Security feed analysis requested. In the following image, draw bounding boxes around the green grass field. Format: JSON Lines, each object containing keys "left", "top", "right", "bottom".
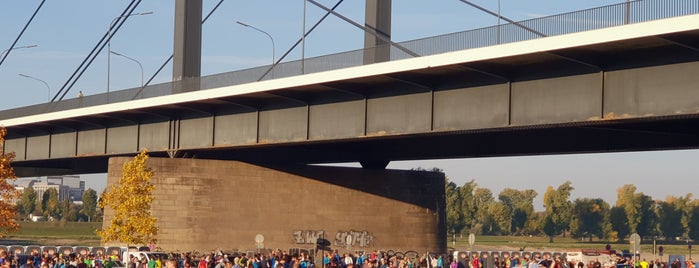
{"left": 1, "top": 223, "right": 695, "bottom": 258}
{"left": 448, "top": 234, "right": 694, "bottom": 257}
{"left": 0, "top": 221, "right": 101, "bottom": 246}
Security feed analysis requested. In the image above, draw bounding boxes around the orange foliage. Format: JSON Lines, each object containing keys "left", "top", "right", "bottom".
{"left": 0, "top": 127, "right": 20, "bottom": 238}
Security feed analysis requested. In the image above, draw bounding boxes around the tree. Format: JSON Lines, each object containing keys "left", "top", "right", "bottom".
{"left": 97, "top": 150, "right": 158, "bottom": 253}
{"left": 473, "top": 188, "right": 495, "bottom": 234}
{"left": 64, "top": 202, "right": 81, "bottom": 222}
{"left": 19, "top": 186, "right": 37, "bottom": 218}
{"left": 459, "top": 180, "right": 478, "bottom": 234}
{"left": 42, "top": 188, "right": 60, "bottom": 219}
{"left": 616, "top": 185, "right": 641, "bottom": 233}
{"left": 541, "top": 215, "right": 557, "bottom": 242}
{"left": 81, "top": 188, "right": 98, "bottom": 222}
{"left": 609, "top": 206, "right": 629, "bottom": 242}
{"left": 689, "top": 205, "right": 699, "bottom": 241}
{"left": 658, "top": 198, "right": 684, "bottom": 241}
{"left": 571, "top": 198, "right": 610, "bottom": 242}
{"left": 0, "top": 127, "right": 21, "bottom": 238}
{"left": 542, "top": 181, "right": 574, "bottom": 241}
{"left": 499, "top": 188, "right": 537, "bottom": 235}
{"left": 445, "top": 180, "right": 465, "bottom": 236}
{"left": 635, "top": 194, "right": 658, "bottom": 238}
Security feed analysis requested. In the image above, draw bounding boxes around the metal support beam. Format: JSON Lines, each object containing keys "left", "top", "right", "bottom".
{"left": 364, "top": 0, "right": 391, "bottom": 64}
{"left": 173, "top": 0, "right": 202, "bottom": 87}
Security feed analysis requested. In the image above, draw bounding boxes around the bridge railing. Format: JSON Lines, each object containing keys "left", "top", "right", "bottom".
{"left": 1, "top": 0, "right": 697, "bottom": 121}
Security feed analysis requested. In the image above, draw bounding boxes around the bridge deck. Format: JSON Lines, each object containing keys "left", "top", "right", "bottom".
{"left": 2, "top": 11, "right": 699, "bottom": 176}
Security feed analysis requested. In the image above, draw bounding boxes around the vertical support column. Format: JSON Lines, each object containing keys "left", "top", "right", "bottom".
{"left": 363, "top": 0, "right": 391, "bottom": 64}
{"left": 104, "top": 157, "right": 446, "bottom": 254}
{"left": 173, "top": 0, "right": 202, "bottom": 92}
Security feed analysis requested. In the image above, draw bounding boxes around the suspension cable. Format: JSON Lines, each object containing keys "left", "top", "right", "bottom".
{"left": 0, "top": 0, "right": 46, "bottom": 68}
{"left": 53, "top": 0, "right": 142, "bottom": 101}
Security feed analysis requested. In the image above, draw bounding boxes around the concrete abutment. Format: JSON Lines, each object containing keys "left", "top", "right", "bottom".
{"left": 103, "top": 157, "right": 446, "bottom": 254}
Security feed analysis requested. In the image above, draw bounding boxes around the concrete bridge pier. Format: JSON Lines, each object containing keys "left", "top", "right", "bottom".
{"left": 104, "top": 157, "right": 446, "bottom": 254}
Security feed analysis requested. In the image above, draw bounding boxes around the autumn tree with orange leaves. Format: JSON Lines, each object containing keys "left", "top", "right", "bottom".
{"left": 0, "top": 127, "right": 21, "bottom": 238}
{"left": 97, "top": 150, "right": 158, "bottom": 252}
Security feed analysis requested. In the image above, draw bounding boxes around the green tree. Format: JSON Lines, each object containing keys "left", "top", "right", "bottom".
{"left": 19, "top": 186, "right": 37, "bottom": 218}
{"left": 59, "top": 199, "right": 70, "bottom": 220}
{"left": 610, "top": 206, "right": 629, "bottom": 242}
{"left": 98, "top": 150, "right": 158, "bottom": 258}
{"left": 542, "top": 181, "right": 574, "bottom": 241}
{"left": 473, "top": 188, "right": 495, "bottom": 234}
{"left": 81, "top": 188, "right": 98, "bottom": 222}
{"left": 689, "top": 205, "right": 699, "bottom": 241}
{"left": 635, "top": 194, "right": 658, "bottom": 238}
{"left": 499, "top": 188, "right": 537, "bottom": 235}
{"left": 616, "top": 185, "right": 641, "bottom": 233}
{"left": 64, "top": 202, "right": 81, "bottom": 222}
{"left": 571, "top": 198, "right": 610, "bottom": 242}
{"left": 541, "top": 215, "right": 557, "bottom": 242}
{"left": 445, "top": 180, "right": 465, "bottom": 236}
{"left": 459, "top": 180, "right": 478, "bottom": 234}
{"left": 0, "top": 127, "right": 21, "bottom": 238}
{"left": 658, "top": 198, "right": 684, "bottom": 241}
{"left": 42, "top": 188, "right": 60, "bottom": 219}
{"left": 488, "top": 201, "right": 511, "bottom": 235}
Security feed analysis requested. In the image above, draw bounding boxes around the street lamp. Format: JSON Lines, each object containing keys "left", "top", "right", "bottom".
{"left": 19, "top": 73, "right": 50, "bottom": 102}
{"left": 110, "top": 50, "right": 144, "bottom": 88}
{"left": 1, "top": 44, "right": 38, "bottom": 58}
{"left": 236, "top": 21, "right": 276, "bottom": 67}
{"left": 107, "top": 11, "right": 153, "bottom": 94}
{"left": 0, "top": 44, "right": 38, "bottom": 64}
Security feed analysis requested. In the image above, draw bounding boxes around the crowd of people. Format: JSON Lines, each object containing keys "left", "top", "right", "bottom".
{"left": 0, "top": 249, "right": 695, "bottom": 268}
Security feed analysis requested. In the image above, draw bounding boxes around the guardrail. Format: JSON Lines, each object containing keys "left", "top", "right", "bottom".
{"left": 1, "top": 0, "right": 697, "bottom": 120}
{"left": 0, "top": 245, "right": 125, "bottom": 257}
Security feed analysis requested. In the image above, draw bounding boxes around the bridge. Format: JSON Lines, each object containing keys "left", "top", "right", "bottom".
{"left": 1, "top": 0, "right": 699, "bottom": 254}
{"left": 2, "top": 1, "right": 699, "bottom": 175}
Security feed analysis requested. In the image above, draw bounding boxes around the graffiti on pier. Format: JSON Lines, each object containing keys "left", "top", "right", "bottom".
{"left": 292, "top": 230, "right": 374, "bottom": 248}
{"left": 292, "top": 230, "right": 325, "bottom": 244}
{"left": 334, "top": 230, "right": 374, "bottom": 248}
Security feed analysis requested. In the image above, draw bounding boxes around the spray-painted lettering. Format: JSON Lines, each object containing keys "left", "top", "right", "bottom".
{"left": 334, "top": 230, "right": 374, "bottom": 248}
{"left": 292, "top": 230, "right": 325, "bottom": 244}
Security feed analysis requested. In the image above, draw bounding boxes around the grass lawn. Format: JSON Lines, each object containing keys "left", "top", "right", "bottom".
{"left": 1, "top": 224, "right": 695, "bottom": 258}
{"left": 450, "top": 235, "right": 694, "bottom": 257}
{"left": 0, "top": 221, "right": 101, "bottom": 246}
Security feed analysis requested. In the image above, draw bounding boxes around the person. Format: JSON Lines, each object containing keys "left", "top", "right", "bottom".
{"left": 199, "top": 255, "right": 211, "bottom": 268}
{"left": 640, "top": 259, "right": 648, "bottom": 268}
{"left": 148, "top": 258, "right": 157, "bottom": 268}
{"left": 470, "top": 255, "right": 480, "bottom": 268}
{"left": 670, "top": 259, "right": 680, "bottom": 268}
{"left": 166, "top": 259, "right": 178, "bottom": 268}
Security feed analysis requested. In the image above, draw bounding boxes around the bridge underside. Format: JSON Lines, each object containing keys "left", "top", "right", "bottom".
{"left": 4, "top": 27, "right": 699, "bottom": 176}
{"left": 9, "top": 114, "right": 699, "bottom": 176}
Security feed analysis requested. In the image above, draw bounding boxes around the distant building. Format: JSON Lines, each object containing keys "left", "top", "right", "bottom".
{"left": 14, "top": 175, "right": 84, "bottom": 202}
{"left": 47, "top": 175, "right": 84, "bottom": 201}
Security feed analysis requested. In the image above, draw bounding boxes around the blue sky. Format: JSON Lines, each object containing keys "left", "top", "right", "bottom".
{"left": 2, "top": 0, "right": 697, "bottom": 210}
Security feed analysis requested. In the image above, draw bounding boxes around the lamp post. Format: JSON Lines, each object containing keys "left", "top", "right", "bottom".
{"left": 1, "top": 44, "right": 38, "bottom": 57}
{"left": 19, "top": 73, "right": 50, "bottom": 102}
{"left": 107, "top": 12, "right": 153, "bottom": 94}
{"left": 0, "top": 44, "right": 38, "bottom": 62}
{"left": 236, "top": 21, "right": 275, "bottom": 68}
{"left": 110, "top": 50, "right": 144, "bottom": 88}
